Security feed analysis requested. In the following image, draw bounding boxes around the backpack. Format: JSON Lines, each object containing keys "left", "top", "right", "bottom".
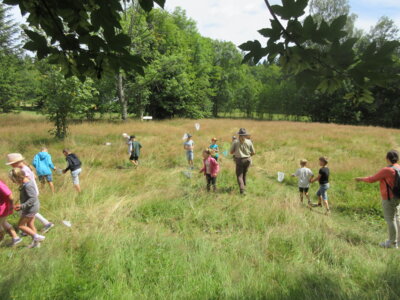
{"left": 385, "top": 166, "right": 400, "bottom": 203}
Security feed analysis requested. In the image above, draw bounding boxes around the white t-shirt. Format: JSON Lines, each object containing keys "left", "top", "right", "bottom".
{"left": 22, "top": 165, "right": 39, "bottom": 195}
{"left": 294, "top": 167, "right": 314, "bottom": 188}
{"left": 184, "top": 140, "right": 194, "bottom": 152}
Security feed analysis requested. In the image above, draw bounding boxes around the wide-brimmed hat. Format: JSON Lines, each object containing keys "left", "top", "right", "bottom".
{"left": 237, "top": 128, "right": 249, "bottom": 136}
{"left": 5, "top": 153, "right": 25, "bottom": 165}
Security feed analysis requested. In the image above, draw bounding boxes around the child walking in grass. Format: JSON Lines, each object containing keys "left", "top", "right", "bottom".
{"left": 209, "top": 138, "right": 219, "bottom": 161}
{"left": 200, "top": 149, "right": 220, "bottom": 192}
{"left": 184, "top": 134, "right": 195, "bottom": 169}
{"left": 292, "top": 159, "right": 314, "bottom": 206}
{"left": 310, "top": 157, "right": 330, "bottom": 215}
{"left": 6, "top": 153, "right": 54, "bottom": 233}
{"left": 62, "top": 149, "right": 82, "bottom": 193}
{"left": 32, "top": 147, "right": 56, "bottom": 193}
{"left": 0, "top": 179, "right": 21, "bottom": 246}
{"left": 10, "top": 168, "right": 45, "bottom": 249}
{"left": 128, "top": 135, "right": 142, "bottom": 166}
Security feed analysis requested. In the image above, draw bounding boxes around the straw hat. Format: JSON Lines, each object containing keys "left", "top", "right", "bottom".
{"left": 5, "top": 153, "right": 25, "bottom": 165}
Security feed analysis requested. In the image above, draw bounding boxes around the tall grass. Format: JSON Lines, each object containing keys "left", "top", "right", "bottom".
{"left": 1, "top": 114, "right": 400, "bottom": 299}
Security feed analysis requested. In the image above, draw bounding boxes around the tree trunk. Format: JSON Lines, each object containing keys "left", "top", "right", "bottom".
{"left": 117, "top": 72, "right": 128, "bottom": 121}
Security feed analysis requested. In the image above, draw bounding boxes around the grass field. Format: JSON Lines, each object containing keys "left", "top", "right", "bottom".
{"left": 1, "top": 113, "right": 400, "bottom": 299}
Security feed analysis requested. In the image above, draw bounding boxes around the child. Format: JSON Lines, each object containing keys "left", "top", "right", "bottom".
{"left": 32, "top": 147, "right": 56, "bottom": 193}
{"left": 310, "top": 156, "right": 330, "bottom": 215}
{"left": 10, "top": 168, "right": 45, "bottom": 248}
{"left": 199, "top": 149, "right": 220, "bottom": 192}
{"left": 183, "top": 134, "right": 195, "bottom": 169}
{"left": 209, "top": 138, "right": 219, "bottom": 161}
{"left": 128, "top": 135, "right": 142, "bottom": 166}
{"left": 6, "top": 153, "right": 54, "bottom": 233}
{"left": 292, "top": 159, "right": 314, "bottom": 206}
{"left": 62, "top": 149, "right": 82, "bottom": 193}
{"left": 0, "top": 178, "right": 21, "bottom": 246}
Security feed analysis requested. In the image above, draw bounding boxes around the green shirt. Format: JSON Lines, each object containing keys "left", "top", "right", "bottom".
{"left": 230, "top": 139, "right": 255, "bottom": 158}
{"left": 131, "top": 141, "right": 142, "bottom": 156}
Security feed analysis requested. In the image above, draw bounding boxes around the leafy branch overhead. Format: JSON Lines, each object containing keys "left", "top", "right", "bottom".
{"left": 3, "top": 0, "right": 165, "bottom": 80}
{"left": 240, "top": 0, "right": 400, "bottom": 102}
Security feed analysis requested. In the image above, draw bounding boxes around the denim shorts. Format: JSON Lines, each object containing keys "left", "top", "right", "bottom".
{"left": 317, "top": 183, "right": 330, "bottom": 201}
{"left": 186, "top": 151, "right": 194, "bottom": 161}
{"left": 71, "top": 168, "right": 82, "bottom": 185}
{"left": 39, "top": 174, "right": 53, "bottom": 183}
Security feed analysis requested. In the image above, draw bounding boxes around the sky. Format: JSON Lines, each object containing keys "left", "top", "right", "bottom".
{"left": 8, "top": 0, "right": 400, "bottom": 46}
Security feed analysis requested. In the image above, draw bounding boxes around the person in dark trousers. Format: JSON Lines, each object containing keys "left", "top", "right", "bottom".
{"left": 62, "top": 149, "right": 82, "bottom": 193}
{"left": 230, "top": 128, "right": 255, "bottom": 195}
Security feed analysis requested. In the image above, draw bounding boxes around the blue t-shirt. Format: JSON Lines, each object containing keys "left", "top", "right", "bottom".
{"left": 209, "top": 144, "right": 219, "bottom": 158}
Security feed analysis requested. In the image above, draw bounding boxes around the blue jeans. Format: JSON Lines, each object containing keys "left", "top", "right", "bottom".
{"left": 317, "top": 183, "right": 330, "bottom": 201}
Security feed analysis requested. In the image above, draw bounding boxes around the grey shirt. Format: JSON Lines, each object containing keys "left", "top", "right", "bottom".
{"left": 20, "top": 180, "right": 40, "bottom": 215}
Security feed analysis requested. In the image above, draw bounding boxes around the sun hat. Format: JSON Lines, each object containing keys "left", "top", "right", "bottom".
{"left": 211, "top": 137, "right": 218, "bottom": 141}
{"left": 237, "top": 128, "right": 249, "bottom": 136}
{"left": 5, "top": 153, "right": 25, "bottom": 165}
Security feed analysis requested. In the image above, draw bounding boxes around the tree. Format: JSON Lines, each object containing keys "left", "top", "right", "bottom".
{"left": 240, "top": 0, "right": 400, "bottom": 105}
{"left": 2, "top": 0, "right": 165, "bottom": 80}
{"left": 41, "top": 68, "right": 98, "bottom": 138}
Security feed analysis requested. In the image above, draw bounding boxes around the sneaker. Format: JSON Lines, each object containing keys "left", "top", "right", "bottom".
{"left": 20, "top": 231, "right": 28, "bottom": 237}
{"left": 27, "top": 241, "right": 41, "bottom": 249}
{"left": 42, "top": 223, "right": 54, "bottom": 233}
{"left": 380, "top": 240, "right": 398, "bottom": 249}
{"left": 11, "top": 237, "right": 22, "bottom": 246}
{"left": 34, "top": 234, "right": 46, "bottom": 242}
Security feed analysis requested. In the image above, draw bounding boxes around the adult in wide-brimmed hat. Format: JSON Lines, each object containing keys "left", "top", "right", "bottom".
{"left": 5, "top": 153, "right": 25, "bottom": 165}
{"left": 230, "top": 128, "right": 255, "bottom": 194}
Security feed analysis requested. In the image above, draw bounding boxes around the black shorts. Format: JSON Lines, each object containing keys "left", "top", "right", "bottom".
{"left": 299, "top": 187, "right": 309, "bottom": 193}
{"left": 129, "top": 154, "right": 139, "bottom": 161}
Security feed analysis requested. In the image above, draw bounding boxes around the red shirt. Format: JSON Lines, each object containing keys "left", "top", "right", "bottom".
{"left": 200, "top": 157, "right": 220, "bottom": 177}
{"left": 0, "top": 180, "right": 13, "bottom": 217}
{"left": 360, "top": 164, "right": 400, "bottom": 200}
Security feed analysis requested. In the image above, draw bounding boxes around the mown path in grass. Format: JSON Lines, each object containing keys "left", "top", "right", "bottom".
{"left": 0, "top": 115, "right": 400, "bottom": 299}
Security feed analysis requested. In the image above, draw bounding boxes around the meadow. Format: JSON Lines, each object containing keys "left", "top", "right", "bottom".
{"left": 1, "top": 113, "right": 400, "bottom": 300}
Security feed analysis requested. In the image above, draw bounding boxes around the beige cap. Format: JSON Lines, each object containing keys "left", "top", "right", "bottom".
{"left": 5, "top": 153, "right": 25, "bottom": 165}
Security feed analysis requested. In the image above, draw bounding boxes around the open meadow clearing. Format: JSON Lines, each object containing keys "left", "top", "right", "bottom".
{"left": 1, "top": 113, "right": 400, "bottom": 299}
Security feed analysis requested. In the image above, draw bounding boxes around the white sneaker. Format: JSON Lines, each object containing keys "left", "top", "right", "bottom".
{"left": 34, "top": 234, "right": 45, "bottom": 242}
{"left": 379, "top": 240, "right": 398, "bottom": 249}
{"left": 27, "top": 241, "right": 41, "bottom": 249}
{"left": 11, "top": 237, "right": 22, "bottom": 246}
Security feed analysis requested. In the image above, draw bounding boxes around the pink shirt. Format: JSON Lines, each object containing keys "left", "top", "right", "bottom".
{"left": 0, "top": 180, "right": 13, "bottom": 217}
{"left": 360, "top": 164, "right": 400, "bottom": 200}
{"left": 200, "top": 157, "right": 220, "bottom": 177}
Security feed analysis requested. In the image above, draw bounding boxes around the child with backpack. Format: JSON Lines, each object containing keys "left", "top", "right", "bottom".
{"left": 356, "top": 150, "right": 400, "bottom": 248}
{"left": 0, "top": 178, "right": 21, "bottom": 246}
{"left": 62, "top": 149, "right": 82, "bottom": 193}
{"left": 292, "top": 159, "right": 314, "bottom": 206}
{"left": 310, "top": 156, "right": 330, "bottom": 215}
{"left": 127, "top": 135, "right": 142, "bottom": 166}
{"left": 199, "top": 149, "right": 220, "bottom": 192}
{"left": 10, "top": 168, "right": 45, "bottom": 248}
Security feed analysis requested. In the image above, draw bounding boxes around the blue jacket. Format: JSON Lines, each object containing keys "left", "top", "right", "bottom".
{"left": 32, "top": 152, "right": 55, "bottom": 176}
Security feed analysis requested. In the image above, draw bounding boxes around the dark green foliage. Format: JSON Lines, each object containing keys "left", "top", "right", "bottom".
{"left": 240, "top": 0, "right": 400, "bottom": 105}
{"left": 2, "top": 0, "right": 164, "bottom": 80}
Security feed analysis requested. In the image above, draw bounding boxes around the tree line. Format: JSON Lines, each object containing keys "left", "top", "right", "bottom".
{"left": 0, "top": 0, "right": 399, "bottom": 138}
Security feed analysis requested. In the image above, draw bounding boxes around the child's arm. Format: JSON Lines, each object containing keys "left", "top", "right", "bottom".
{"left": 310, "top": 174, "right": 320, "bottom": 183}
